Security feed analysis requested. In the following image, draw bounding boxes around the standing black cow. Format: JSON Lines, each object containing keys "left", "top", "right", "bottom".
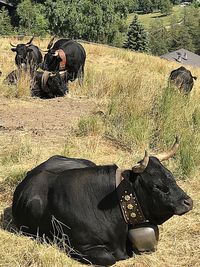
{"left": 10, "top": 36, "right": 43, "bottom": 74}
{"left": 31, "top": 70, "right": 69, "bottom": 99}
{"left": 12, "top": 138, "right": 193, "bottom": 266}
{"left": 42, "top": 37, "right": 86, "bottom": 85}
{"left": 169, "top": 66, "right": 197, "bottom": 94}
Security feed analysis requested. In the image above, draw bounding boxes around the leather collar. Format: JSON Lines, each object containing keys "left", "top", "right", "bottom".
{"left": 116, "top": 169, "right": 147, "bottom": 225}
{"left": 56, "top": 49, "right": 67, "bottom": 70}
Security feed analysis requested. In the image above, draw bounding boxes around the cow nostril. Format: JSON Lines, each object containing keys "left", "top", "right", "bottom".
{"left": 183, "top": 198, "right": 193, "bottom": 209}
{"left": 184, "top": 200, "right": 190, "bottom": 206}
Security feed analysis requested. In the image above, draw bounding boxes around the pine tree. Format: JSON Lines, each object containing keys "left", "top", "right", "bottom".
{"left": 123, "top": 15, "right": 149, "bottom": 52}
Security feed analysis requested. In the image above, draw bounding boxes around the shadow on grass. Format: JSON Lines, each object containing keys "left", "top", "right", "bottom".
{"left": 0, "top": 206, "right": 17, "bottom": 233}
{"left": 0, "top": 207, "right": 92, "bottom": 265}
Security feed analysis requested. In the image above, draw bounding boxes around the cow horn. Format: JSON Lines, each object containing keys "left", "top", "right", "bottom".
{"left": 41, "top": 71, "right": 51, "bottom": 89}
{"left": 155, "top": 136, "right": 179, "bottom": 162}
{"left": 49, "top": 72, "right": 57, "bottom": 77}
{"left": 26, "top": 36, "right": 34, "bottom": 46}
{"left": 132, "top": 150, "right": 149, "bottom": 173}
{"left": 10, "top": 42, "right": 17, "bottom": 47}
{"left": 59, "top": 70, "right": 67, "bottom": 77}
{"left": 53, "top": 51, "right": 59, "bottom": 57}
{"left": 47, "top": 35, "right": 56, "bottom": 50}
{"left": 59, "top": 70, "right": 67, "bottom": 74}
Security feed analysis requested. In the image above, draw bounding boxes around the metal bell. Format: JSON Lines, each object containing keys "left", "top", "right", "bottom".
{"left": 128, "top": 223, "right": 159, "bottom": 252}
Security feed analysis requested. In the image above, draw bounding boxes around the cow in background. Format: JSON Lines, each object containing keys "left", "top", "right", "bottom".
{"left": 42, "top": 36, "right": 86, "bottom": 86}
{"left": 10, "top": 36, "right": 42, "bottom": 74}
{"left": 169, "top": 66, "right": 197, "bottom": 94}
{"left": 4, "top": 69, "right": 68, "bottom": 99}
{"left": 31, "top": 70, "right": 68, "bottom": 99}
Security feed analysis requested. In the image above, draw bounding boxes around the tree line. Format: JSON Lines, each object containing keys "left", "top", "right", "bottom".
{"left": 1, "top": 0, "right": 200, "bottom": 56}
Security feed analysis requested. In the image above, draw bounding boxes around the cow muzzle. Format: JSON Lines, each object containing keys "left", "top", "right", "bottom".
{"left": 174, "top": 197, "right": 193, "bottom": 215}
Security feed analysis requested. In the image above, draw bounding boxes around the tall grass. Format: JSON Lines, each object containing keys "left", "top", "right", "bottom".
{"left": 75, "top": 45, "right": 200, "bottom": 177}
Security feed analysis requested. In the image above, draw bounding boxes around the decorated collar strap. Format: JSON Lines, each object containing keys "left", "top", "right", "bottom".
{"left": 116, "top": 172, "right": 147, "bottom": 225}
{"left": 56, "top": 49, "right": 67, "bottom": 70}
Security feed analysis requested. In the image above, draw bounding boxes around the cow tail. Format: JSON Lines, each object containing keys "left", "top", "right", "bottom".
{"left": 78, "top": 65, "right": 84, "bottom": 87}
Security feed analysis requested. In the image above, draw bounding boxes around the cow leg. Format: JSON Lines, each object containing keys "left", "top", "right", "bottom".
{"left": 79, "top": 246, "right": 116, "bottom": 266}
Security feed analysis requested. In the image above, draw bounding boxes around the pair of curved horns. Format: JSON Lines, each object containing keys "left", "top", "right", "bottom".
{"left": 132, "top": 137, "right": 179, "bottom": 173}
{"left": 10, "top": 36, "right": 34, "bottom": 48}
{"left": 47, "top": 35, "right": 56, "bottom": 50}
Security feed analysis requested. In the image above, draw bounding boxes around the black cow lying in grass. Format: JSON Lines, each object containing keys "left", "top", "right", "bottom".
{"left": 4, "top": 69, "right": 19, "bottom": 85}
{"left": 31, "top": 70, "right": 68, "bottom": 99}
{"left": 12, "top": 137, "right": 193, "bottom": 266}
{"left": 4, "top": 69, "right": 68, "bottom": 99}
{"left": 169, "top": 66, "right": 197, "bottom": 94}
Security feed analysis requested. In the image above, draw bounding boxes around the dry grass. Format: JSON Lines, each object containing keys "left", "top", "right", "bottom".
{"left": 0, "top": 37, "right": 199, "bottom": 266}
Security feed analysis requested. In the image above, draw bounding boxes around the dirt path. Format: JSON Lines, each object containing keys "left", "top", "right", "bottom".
{"left": 0, "top": 96, "right": 96, "bottom": 138}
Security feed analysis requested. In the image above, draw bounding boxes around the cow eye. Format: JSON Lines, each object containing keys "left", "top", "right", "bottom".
{"left": 155, "top": 185, "right": 169, "bottom": 194}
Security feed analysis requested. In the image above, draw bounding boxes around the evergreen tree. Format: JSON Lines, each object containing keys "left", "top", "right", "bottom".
{"left": 138, "top": 0, "right": 153, "bottom": 14}
{"left": 123, "top": 15, "right": 149, "bottom": 52}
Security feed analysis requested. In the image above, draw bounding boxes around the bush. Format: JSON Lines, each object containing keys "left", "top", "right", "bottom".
{"left": 0, "top": 7, "right": 14, "bottom": 35}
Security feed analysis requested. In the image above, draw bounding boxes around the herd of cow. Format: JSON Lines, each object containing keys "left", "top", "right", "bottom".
{"left": 1, "top": 37, "right": 195, "bottom": 266}
{"left": 3, "top": 36, "right": 86, "bottom": 98}
{"left": 0, "top": 36, "right": 197, "bottom": 98}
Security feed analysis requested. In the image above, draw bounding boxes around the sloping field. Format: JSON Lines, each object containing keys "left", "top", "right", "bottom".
{"left": 0, "top": 37, "right": 200, "bottom": 266}
{"left": 127, "top": 5, "right": 187, "bottom": 28}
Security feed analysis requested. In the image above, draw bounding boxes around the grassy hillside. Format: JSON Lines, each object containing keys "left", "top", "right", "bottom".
{"left": 0, "top": 37, "right": 200, "bottom": 266}
{"left": 127, "top": 5, "right": 187, "bottom": 28}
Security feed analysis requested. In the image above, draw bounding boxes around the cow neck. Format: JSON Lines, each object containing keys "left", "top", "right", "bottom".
{"left": 56, "top": 49, "right": 67, "bottom": 70}
{"left": 116, "top": 168, "right": 147, "bottom": 225}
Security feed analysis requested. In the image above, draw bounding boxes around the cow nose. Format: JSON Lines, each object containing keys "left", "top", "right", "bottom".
{"left": 182, "top": 198, "right": 193, "bottom": 210}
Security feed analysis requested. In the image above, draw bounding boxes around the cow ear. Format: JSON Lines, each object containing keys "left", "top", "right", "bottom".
{"left": 11, "top": 48, "right": 16, "bottom": 52}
